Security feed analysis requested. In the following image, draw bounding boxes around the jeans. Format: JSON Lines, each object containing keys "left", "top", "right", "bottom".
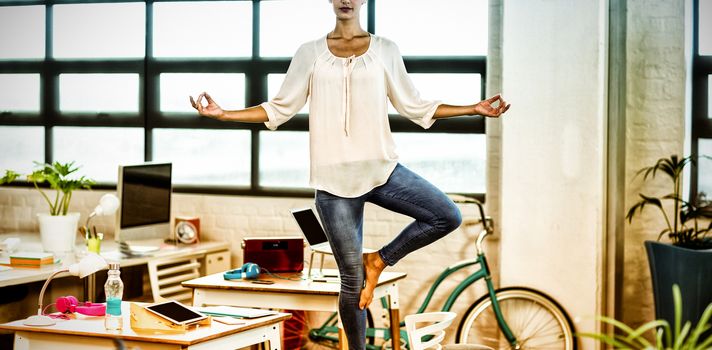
{"left": 314, "top": 163, "right": 462, "bottom": 350}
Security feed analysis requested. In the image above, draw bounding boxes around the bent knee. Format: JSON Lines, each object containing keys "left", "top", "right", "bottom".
{"left": 437, "top": 206, "right": 462, "bottom": 233}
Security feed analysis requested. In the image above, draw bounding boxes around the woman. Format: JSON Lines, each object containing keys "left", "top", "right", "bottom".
{"left": 191, "top": 0, "right": 510, "bottom": 348}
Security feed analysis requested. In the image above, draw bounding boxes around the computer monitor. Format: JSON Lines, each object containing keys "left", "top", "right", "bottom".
{"left": 115, "top": 163, "right": 172, "bottom": 242}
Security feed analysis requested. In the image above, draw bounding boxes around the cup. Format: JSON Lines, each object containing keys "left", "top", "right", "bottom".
{"left": 87, "top": 236, "right": 102, "bottom": 254}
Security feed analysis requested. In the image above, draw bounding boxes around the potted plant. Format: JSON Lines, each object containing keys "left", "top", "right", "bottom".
{"left": 1, "top": 161, "right": 94, "bottom": 253}
{"left": 626, "top": 154, "right": 712, "bottom": 336}
{"left": 579, "top": 284, "right": 712, "bottom": 349}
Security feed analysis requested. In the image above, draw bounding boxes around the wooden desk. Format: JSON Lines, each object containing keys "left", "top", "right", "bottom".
{"left": 0, "top": 302, "right": 290, "bottom": 350}
{"left": 183, "top": 269, "right": 407, "bottom": 350}
{"left": 0, "top": 232, "right": 230, "bottom": 289}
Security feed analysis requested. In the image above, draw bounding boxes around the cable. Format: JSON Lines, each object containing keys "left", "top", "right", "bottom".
{"left": 259, "top": 267, "right": 305, "bottom": 281}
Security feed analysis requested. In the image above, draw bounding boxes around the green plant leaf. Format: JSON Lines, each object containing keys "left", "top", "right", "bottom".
{"left": 626, "top": 319, "right": 668, "bottom": 348}
{"left": 577, "top": 332, "right": 636, "bottom": 349}
{"left": 696, "top": 333, "right": 712, "bottom": 350}
{"left": 2, "top": 161, "right": 93, "bottom": 215}
{"left": 658, "top": 228, "right": 671, "bottom": 241}
{"left": 627, "top": 194, "right": 665, "bottom": 223}
{"left": 674, "top": 322, "right": 691, "bottom": 350}
{"left": 674, "top": 284, "right": 682, "bottom": 341}
{"left": 598, "top": 315, "right": 637, "bottom": 335}
{"left": 0, "top": 170, "right": 20, "bottom": 184}
{"left": 688, "top": 303, "right": 712, "bottom": 348}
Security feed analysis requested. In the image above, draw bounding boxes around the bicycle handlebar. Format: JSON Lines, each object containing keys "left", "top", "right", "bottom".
{"left": 448, "top": 194, "right": 494, "bottom": 256}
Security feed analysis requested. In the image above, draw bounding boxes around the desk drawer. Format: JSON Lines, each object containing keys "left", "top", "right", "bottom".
{"left": 205, "top": 251, "right": 231, "bottom": 275}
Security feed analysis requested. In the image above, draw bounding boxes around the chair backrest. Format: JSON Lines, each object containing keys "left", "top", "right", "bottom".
{"left": 146, "top": 253, "right": 202, "bottom": 304}
{"left": 405, "top": 312, "right": 457, "bottom": 350}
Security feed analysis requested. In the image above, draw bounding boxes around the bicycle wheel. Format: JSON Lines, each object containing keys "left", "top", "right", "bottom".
{"left": 283, "top": 310, "right": 375, "bottom": 349}
{"left": 456, "top": 287, "right": 576, "bottom": 350}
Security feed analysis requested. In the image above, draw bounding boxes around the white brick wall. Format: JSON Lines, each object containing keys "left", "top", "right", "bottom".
{"left": 623, "top": 0, "right": 686, "bottom": 330}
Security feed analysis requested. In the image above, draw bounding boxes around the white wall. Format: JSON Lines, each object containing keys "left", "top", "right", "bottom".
{"left": 500, "top": 1, "right": 608, "bottom": 348}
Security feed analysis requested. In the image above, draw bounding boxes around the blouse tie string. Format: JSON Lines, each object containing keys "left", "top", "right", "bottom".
{"left": 342, "top": 56, "right": 356, "bottom": 136}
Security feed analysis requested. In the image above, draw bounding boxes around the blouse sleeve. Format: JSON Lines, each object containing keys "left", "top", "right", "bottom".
{"left": 261, "top": 43, "right": 314, "bottom": 130}
{"left": 382, "top": 40, "right": 441, "bottom": 129}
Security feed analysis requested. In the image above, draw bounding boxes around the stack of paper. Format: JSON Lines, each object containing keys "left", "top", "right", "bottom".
{"left": 9, "top": 252, "right": 54, "bottom": 267}
{"left": 119, "top": 239, "right": 163, "bottom": 256}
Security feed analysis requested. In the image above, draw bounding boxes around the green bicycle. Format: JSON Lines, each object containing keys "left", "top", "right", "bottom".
{"left": 296, "top": 197, "right": 577, "bottom": 350}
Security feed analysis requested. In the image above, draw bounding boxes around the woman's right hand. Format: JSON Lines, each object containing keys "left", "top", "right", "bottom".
{"left": 190, "top": 92, "right": 224, "bottom": 119}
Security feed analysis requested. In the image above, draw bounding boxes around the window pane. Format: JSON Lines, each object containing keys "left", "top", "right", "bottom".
{"left": 160, "top": 73, "right": 245, "bottom": 113}
{"left": 153, "top": 1, "right": 251, "bottom": 58}
{"left": 376, "top": 0, "right": 487, "bottom": 56}
{"left": 392, "top": 133, "right": 486, "bottom": 193}
{"left": 260, "top": 0, "right": 367, "bottom": 57}
{"left": 700, "top": 139, "right": 712, "bottom": 197}
{"left": 700, "top": 0, "right": 712, "bottom": 55}
{"left": 0, "top": 74, "right": 40, "bottom": 112}
{"left": 59, "top": 74, "right": 139, "bottom": 113}
{"left": 53, "top": 127, "right": 143, "bottom": 183}
{"left": 268, "top": 74, "right": 309, "bottom": 114}
{"left": 259, "top": 131, "right": 309, "bottom": 188}
{"left": 0, "top": 126, "right": 44, "bottom": 174}
{"left": 153, "top": 129, "right": 251, "bottom": 186}
{"left": 53, "top": 3, "right": 145, "bottom": 59}
{"left": 0, "top": 5, "right": 44, "bottom": 60}
{"left": 389, "top": 73, "right": 481, "bottom": 114}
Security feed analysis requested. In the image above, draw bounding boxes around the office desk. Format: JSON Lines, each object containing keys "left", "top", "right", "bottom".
{"left": 0, "top": 302, "right": 289, "bottom": 350}
{"left": 183, "top": 269, "right": 407, "bottom": 350}
{"left": 0, "top": 232, "right": 230, "bottom": 289}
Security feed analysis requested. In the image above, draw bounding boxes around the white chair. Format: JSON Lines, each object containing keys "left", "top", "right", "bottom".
{"left": 405, "top": 312, "right": 456, "bottom": 350}
{"left": 147, "top": 253, "right": 202, "bottom": 304}
{"left": 405, "top": 312, "right": 494, "bottom": 350}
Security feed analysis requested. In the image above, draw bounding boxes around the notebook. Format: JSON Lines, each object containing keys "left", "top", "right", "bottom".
{"left": 290, "top": 208, "right": 333, "bottom": 254}
{"left": 289, "top": 207, "right": 374, "bottom": 255}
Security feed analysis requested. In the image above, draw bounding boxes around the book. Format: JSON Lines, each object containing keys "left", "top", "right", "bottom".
{"left": 193, "top": 306, "right": 277, "bottom": 319}
{"left": 9, "top": 252, "right": 54, "bottom": 266}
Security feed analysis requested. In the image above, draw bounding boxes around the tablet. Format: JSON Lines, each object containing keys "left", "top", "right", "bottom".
{"left": 145, "top": 301, "right": 207, "bottom": 325}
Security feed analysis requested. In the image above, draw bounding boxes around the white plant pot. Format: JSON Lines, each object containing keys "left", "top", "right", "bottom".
{"left": 37, "top": 212, "right": 80, "bottom": 253}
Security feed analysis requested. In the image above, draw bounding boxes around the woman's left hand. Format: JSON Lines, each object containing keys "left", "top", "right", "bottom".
{"left": 474, "top": 94, "right": 511, "bottom": 118}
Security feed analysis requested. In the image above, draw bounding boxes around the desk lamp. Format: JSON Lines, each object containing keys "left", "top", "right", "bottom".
{"left": 24, "top": 253, "right": 108, "bottom": 326}
{"left": 86, "top": 193, "right": 120, "bottom": 230}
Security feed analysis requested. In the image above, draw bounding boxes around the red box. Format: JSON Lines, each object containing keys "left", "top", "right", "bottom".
{"left": 241, "top": 236, "right": 304, "bottom": 273}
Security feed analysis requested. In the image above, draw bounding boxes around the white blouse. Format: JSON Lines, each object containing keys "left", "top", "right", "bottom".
{"left": 261, "top": 34, "right": 441, "bottom": 198}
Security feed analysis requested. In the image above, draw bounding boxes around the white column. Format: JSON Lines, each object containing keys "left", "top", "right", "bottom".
{"left": 500, "top": 1, "right": 609, "bottom": 349}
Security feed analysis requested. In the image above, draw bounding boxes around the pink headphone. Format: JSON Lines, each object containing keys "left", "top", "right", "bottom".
{"left": 55, "top": 296, "right": 106, "bottom": 316}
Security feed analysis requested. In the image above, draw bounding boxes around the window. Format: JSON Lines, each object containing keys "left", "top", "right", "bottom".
{"left": 159, "top": 73, "right": 246, "bottom": 113}
{"left": 153, "top": 1, "right": 251, "bottom": 58}
{"left": 692, "top": 0, "right": 712, "bottom": 200}
{"left": 0, "top": 0, "right": 488, "bottom": 198}
{"left": 53, "top": 3, "right": 145, "bottom": 59}
{"left": 0, "top": 74, "right": 40, "bottom": 112}
{"left": 376, "top": 0, "right": 488, "bottom": 56}
{"left": 153, "top": 128, "right": 251, "bottom": 186}
{"left": 59, "top": 74, "right": 139, "bottom": 113}
{"left": 259, "top": 131, "right": 310, "bottom": 188}
{"left": 52, "top": 127, "right": 144, "bottom": 183}
{"left": 0, "top": 126, "right": 44, "bottom": 174}
{"left": 0, "top": 5, "right": 44, "bottom": 60}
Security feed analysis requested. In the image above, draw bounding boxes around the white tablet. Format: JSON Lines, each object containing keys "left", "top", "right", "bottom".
{"left": 145, "top": 301, "right": 207, "bottom": 325}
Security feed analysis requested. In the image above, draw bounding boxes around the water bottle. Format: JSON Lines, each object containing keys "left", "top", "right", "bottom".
{"left": 104, "top": 262, "right": 124, "bottom": 331}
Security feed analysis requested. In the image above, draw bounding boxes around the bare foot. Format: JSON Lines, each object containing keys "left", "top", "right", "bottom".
{"left": 360, "top": 252, "right": 386, "bottom": 309}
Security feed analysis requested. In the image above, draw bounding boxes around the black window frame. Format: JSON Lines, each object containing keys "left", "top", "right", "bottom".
{"left": 692, "top": 0, "right": 711, "bottom": 200}
{"left": 0, "top": 0, "right": 487, "bottom": 200}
